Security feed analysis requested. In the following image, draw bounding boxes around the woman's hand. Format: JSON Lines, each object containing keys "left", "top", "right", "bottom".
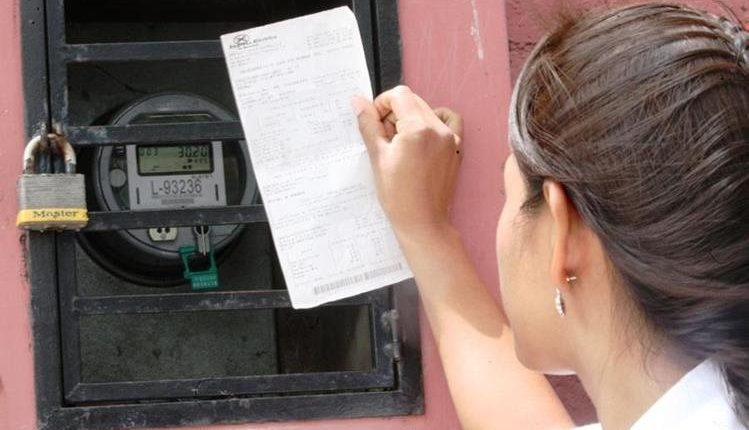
{"left": 353, "top": 85, "right": 463, "bottom": 239}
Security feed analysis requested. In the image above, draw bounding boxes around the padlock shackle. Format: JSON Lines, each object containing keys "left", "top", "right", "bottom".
{"left": 53, "top": 134, "right": 77, "bottom": 174}
{"left": 22, "top": 133, "right": 77, "bottom": 174}
{"left": 22, "top": 135, "right": 43, "bottom": 173}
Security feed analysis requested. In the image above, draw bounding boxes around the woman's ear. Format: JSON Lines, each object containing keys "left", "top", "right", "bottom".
{"left": 543, "top": 180, "right": 582, "bottom": 291}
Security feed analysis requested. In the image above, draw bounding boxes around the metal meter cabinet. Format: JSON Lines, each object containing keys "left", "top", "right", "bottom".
{"left": 20, "top": 1, "right": 423, "bottom": 429}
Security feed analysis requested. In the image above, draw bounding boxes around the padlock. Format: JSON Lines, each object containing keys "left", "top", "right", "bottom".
{"left": 16, "top": 133, "right": 88, "bottom": 231}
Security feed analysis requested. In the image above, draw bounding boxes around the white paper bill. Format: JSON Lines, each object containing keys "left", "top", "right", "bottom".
{"left": 221, "top": 7, "right": 413, "bottom": 309}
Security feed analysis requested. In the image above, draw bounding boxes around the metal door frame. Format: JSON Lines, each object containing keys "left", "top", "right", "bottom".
{"left": 21, "top": 1, "right": 423, "bottom": 428}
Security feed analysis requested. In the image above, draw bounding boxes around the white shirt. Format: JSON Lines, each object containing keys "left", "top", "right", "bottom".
{"left": 575, "top": 360, "right": 745, "bottom": 430}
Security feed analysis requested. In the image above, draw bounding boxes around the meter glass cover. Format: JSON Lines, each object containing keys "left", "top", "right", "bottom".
{"left": 137, "top": 144, "right": 214, "bottom": 176}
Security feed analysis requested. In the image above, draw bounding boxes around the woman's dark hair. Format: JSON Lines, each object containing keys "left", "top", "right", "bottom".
{"left": 509, "top": 2, "right": 749, "bottom": 425}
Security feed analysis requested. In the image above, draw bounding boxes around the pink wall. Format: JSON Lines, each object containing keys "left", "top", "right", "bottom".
{"left": 0, "top": 0, "right": 38, "bottom": 428}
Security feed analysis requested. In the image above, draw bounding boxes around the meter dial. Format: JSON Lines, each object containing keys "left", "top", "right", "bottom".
{"left": 79, "top": 93, "right": 257, "bottom": 286}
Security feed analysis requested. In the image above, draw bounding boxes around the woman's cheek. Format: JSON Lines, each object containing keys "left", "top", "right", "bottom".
{"left": 497, "top": 207, "right": 538, "bottom": 367}
{"left": 496, "top": 208, "right": 518, "bottom": 319}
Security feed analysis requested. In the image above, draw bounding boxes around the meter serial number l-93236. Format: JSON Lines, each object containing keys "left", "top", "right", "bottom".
{"left": 126, "top": 142, "right": 227, "bottom": 210}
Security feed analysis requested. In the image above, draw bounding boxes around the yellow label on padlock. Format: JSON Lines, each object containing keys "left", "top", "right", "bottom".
{"left": 16, "top": 208, "right": 89, "bottom": 230}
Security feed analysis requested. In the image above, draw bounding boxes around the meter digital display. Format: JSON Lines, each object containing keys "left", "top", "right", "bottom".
{"left": 125, "top": 141, "right": 228, "bottom": 210}
{"left": 137, "top": 144, "right": 213, "bottom": 176}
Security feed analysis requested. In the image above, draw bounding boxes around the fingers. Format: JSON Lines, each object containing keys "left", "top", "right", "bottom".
{"left": 375, "top": 85, "right": 460, "bottom": 131}
{"left": 352, "top": 96, "right": 388, "bottom": 159}
{"left": 382, "top": 111, "right": 397, "bottom": 139}
{"left": 373, "top": 85, "right": 425, "bottom": 122}
{"left": 369, "top": 86, "right": 463, "bottom": 155}
{"left": 434, "top": 107, "right": 463, "bottom": 156}
{"left": 433, "top": 107, "right": 463, "bottom": 138}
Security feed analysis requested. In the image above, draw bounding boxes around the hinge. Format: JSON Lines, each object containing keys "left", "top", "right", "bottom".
{"left": 381, "top": 309, "right": 401, "bottom": 362}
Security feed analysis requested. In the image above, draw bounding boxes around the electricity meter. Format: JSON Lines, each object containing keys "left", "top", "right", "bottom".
{"left": 79, "top": 93, "right": 258, "bottom": 286}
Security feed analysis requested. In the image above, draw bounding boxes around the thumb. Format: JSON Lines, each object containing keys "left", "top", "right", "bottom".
{"left": 352, "top": 96, "right": 387, "bottom": 158}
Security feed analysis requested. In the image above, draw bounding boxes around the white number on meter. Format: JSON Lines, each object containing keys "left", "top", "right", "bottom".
{"left": 155, "top": 178, "right": 203, "bottom": 196}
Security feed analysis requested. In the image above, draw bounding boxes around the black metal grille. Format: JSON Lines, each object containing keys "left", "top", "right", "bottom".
{"left": 21, "top": 1, "right": 422, "bottom": 429}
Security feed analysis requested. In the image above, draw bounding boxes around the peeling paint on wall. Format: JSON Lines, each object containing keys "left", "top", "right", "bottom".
{"left": 469, "top": 0, "right": 485, "bottom": 60}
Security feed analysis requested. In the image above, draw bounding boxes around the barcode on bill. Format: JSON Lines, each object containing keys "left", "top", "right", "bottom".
{"left": 313, "top": 263, "right": 404, "bottom": 295}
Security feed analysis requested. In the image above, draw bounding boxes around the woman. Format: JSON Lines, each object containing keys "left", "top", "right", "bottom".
{"left": 352, "top": 3, "right": 748, "bottom": 429}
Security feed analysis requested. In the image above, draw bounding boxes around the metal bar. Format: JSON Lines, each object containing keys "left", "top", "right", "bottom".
{"left": 82, "top": 205, "right": 268, "bottom": 231}
{"left": 366, "top": 0, "right": 420, "bottom": 400}
{"left": 73, "top": 291, "right": 290, "bottom": 314}
{"left": 46, "top": 0, "right": 69, "bottom": 128}
{"left": 19, "top": 1, "right": 64, "bottom": 426}
{"left": 60, "top": 41, "right": 224, "bottom": 62}
{"left": 64, "top": 122, "right": 245, "bottom": 146}
{"left": 66, "top": 369, "right": 393, "bottom": 403}
{"left": 365, "top": 288, "right": 399, "bottom": 402}
{"left": 46, "top": 390, "right": 420, "bottom": 429}
{"left": 72, "top": 290, "right": 385, "bottom": 315}
{"left": 57, "top": 232, "right": 85, "bottom": 403}
{"left": 353, "top": 0, "right": 376, "bottom": 92}
{"left": 372, "top": 0, "right": 403, "bottom": 92}
{"left": 20, "top": 0, "right": 50, "bottom": 138}
{"left": 26, "top": 233, "right": 64, "bottom": 428}
{"left": 370, "top": 289, "right": 396, "bottom": 377}
{"left": 390, "top": 279, "right": 424, "bottom": 411}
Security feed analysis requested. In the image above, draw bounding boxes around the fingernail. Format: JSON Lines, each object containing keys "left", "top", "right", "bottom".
{"left": 351, "top": 97, "right": 365, "bottom": 116}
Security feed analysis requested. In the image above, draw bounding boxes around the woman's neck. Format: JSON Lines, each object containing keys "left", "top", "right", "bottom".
{"left": 575, "top": 335, "right": 700, "bottom": 430}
